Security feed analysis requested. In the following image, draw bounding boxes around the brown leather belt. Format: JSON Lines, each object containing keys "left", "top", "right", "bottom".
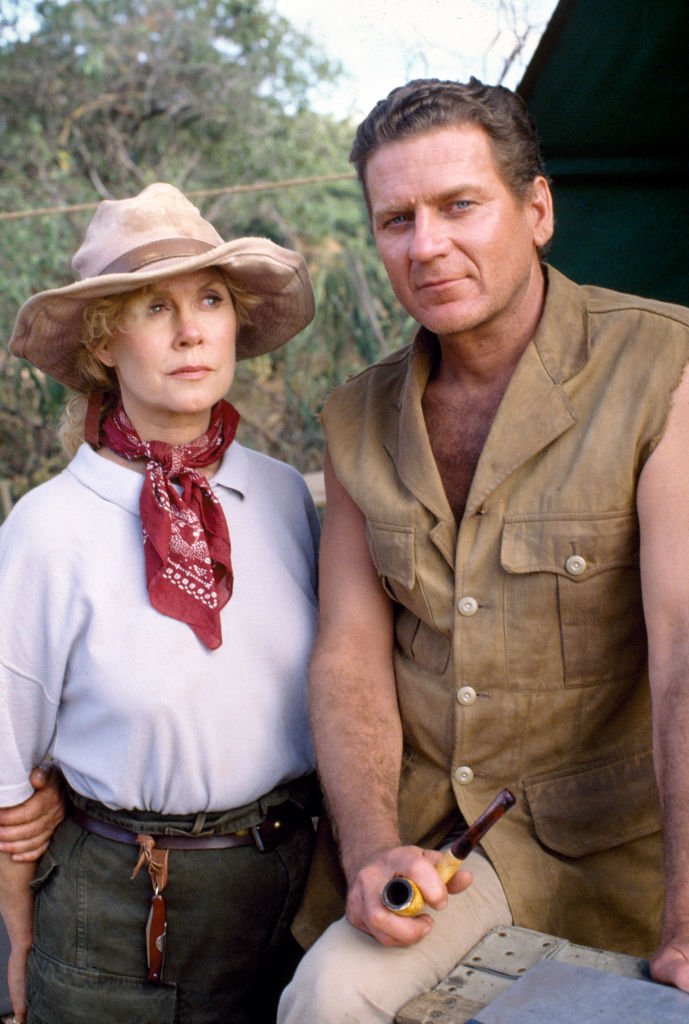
{"left": 69, "top": 801, "right": 297, "bottom": 851}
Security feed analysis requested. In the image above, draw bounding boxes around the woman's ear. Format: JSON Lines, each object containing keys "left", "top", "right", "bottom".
{"left": 95, "top": 344, "right": 115, "bottom": 368}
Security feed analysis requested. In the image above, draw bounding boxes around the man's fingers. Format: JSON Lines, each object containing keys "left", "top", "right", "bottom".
{"left": 0, "top": 817, "right": 53, "bottom": 841}
{"left": 11, "top": 841, "right": 51, "bottom": 862}
{"left": 348, "top": 899, "right": 434, "bottom": 947}
{"left": 28, "top": 765, "right": 49, "bottom": 789}
{"left": 651, "top": 943, "right": 689, "bottom": 993}
{"left": 0, "top": 828, "right": 53, "bottom": 861}
{"left": 446, "top": 867, "right": 473, "bottom": 895}
{"left": 0, "top": 829, "right": 53, "bottom": 853}
{"left": 0, "top": 765, "right": 65, "bottom": 857}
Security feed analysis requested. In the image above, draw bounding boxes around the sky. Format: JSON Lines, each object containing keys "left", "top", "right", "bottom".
{"left": 274, "top": 0, "right": 560, "bottom": 119}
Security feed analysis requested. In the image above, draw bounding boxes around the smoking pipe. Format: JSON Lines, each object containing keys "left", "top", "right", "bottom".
{"left": 382, "top": 787, "right": 516, "bottom": 916}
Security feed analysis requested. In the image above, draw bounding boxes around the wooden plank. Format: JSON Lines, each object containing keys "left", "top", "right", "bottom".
{"left": 396, "top": 926, "right": 649, "bottom": 1024}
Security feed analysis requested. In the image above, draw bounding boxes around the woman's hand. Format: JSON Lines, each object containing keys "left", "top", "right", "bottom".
{"left": 0, "top": 766, "right": 65, "bottom": 862}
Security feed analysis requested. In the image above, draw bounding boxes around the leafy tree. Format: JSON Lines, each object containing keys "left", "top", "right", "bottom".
{"left": 0, "top": 0, "right": 404, "bottom": 509}
{"left": 1, "top": 0, "right": 337, "bottom": 189}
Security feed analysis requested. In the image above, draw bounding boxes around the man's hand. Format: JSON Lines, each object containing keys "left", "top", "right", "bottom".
{"left": 651, "top": 935, "right": 689, "bottom": 993}
{"left": 345, "top": 845, "right": 473, "bottom": 947}
{"left": 0, "top": 766, "right": 65, "bottom": 862}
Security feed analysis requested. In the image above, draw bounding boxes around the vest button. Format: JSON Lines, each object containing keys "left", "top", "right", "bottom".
{"left": 457, "top": 686, "right": 478, "bottom": 706}
{"left": 458, "top": 596, "right": 479, "bottom": 616}
{"left": 565, "top": 555, "right": 587, "bottom": 576}
{"left": 454, "top": 765, "right": 474, "bottom": 785}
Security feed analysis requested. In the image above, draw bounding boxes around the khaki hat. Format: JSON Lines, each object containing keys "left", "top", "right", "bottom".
{"left": 9, "top": 182, "right": 315, "bottom": 390}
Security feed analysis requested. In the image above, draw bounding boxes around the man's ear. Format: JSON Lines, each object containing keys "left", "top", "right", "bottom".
{"left": 529, "top": 175, "right": 554, "bottom": 250}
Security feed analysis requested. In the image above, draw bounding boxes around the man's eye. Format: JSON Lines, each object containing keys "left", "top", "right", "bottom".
{"left": 385, "top": 214, "right": 409, "bottom": 227}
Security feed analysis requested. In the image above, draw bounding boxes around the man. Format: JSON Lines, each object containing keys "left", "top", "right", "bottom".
{"left": 278, "top": 78, "right": 689, "bottom": 1021}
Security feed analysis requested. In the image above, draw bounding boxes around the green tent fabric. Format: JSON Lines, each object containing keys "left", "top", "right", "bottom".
{"left": 518, "top": 0, "right": 689, "bottom": 305}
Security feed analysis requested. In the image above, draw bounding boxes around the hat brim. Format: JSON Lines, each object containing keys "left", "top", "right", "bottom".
{"left": 8, "top": 237, "right": 315, "bottom": 390}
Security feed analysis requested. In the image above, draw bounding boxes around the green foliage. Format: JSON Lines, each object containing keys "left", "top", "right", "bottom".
{"left": 234, "top": 225, "right": 414, "bottom": 471}
{"left": 0, "top": 0, "right": 402, "bottom": 513}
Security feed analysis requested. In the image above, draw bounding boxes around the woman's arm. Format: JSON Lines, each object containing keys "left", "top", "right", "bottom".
{"left": 0, "top": 850, "right": 36, "bottom": 1022}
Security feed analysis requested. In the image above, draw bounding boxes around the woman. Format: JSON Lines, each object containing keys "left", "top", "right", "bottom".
{"left": 0, "top": 183, "right": 319, "bottom": 1024}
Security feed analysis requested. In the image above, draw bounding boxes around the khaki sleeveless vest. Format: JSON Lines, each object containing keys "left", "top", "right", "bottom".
{"left": 296, "top": 267, "right": 689, "bottom": 956}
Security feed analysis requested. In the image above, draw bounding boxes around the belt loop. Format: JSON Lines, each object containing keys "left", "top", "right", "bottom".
{"left": 250, "top": 824, "right": 266, "bottom": 852}
{"left": 190, "top": 812, "right": 207, "bottom": 835}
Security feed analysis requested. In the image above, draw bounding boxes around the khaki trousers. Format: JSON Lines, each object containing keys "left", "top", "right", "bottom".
{"left": 278, "top": 848, "right": 512, "bottom": 1024}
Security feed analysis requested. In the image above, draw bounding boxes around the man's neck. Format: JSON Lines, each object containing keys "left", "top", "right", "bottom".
{"left": 420, "top": 264, "right": 548, "bottom": 519}
{"left": 434, "top": 261, "right": 547, "bottom": 389}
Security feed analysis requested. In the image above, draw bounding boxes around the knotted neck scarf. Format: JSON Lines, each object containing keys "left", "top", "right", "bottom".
{"left": 99, "top": 399, "right": 240, "bottom": 650}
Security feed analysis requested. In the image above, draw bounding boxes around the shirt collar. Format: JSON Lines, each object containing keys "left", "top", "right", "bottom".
{"left": 67, "top": 439, "right": 248, "bottom": 515}
{"left": 211, "top": 440, "right": 249, "bottom": 497}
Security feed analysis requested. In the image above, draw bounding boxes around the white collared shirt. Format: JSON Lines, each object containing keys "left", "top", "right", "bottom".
{"left": 0, "top": 442, "right": 319, "bottom": 813}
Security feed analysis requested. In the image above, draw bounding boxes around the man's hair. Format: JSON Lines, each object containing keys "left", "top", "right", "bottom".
{"left": 349, "top": 77, "right": 548, "bottom": 206}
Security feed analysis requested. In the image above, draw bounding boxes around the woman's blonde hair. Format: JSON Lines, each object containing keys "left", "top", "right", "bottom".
{"left": 58, "top": 272, "right": 257, "bottom": 456}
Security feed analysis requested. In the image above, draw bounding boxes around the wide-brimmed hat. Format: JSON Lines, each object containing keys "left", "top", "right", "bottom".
{"left": 9, "top": 182, "right": 315, "bottom": 390}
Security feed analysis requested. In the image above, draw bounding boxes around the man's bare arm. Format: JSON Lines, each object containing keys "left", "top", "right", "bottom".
{"left": 638, "top": 362, "right": 689, "bottom": 993}
{"left": 0, "top": 766, "right": 65, "bottom": 862}
{"left": 310, "top": 450, "right": 471, "bottom": 947}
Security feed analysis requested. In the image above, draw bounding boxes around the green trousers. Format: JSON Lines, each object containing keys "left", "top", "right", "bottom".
{"left": 26, "top": 792, "right": 314, "bottom": 1024}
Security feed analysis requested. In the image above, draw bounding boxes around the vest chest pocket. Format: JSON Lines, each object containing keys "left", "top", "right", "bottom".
{"left": 365, "top": 520, "right": 438, "bottom": 651}
{"left": 500, "top": 511, "right": 645, "bottom": 688}
{"left": 366, "top": 521, "right": 416, "bottom": 595}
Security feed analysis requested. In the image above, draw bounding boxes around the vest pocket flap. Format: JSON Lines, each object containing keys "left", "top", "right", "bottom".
{"left": 501, "top": 511, "right": 639, "bottom": 579}
{"left": 524, "top": 750, "right": 660, "bottom": 858}
{"left": 366, "top": 521, "right": 416, "bottom": 589}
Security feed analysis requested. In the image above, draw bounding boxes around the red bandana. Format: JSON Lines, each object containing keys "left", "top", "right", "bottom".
{"left": 99, "top": 400, "right": 240, "bottom": 649}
